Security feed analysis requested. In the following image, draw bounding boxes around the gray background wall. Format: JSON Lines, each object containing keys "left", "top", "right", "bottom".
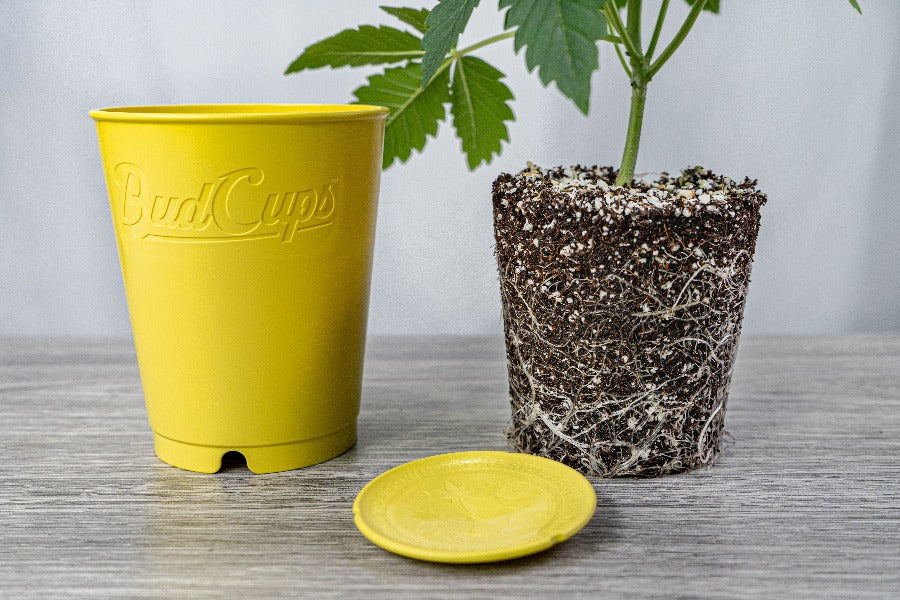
{"left": 1, "top": 1, "right": 898, "bottom": 336}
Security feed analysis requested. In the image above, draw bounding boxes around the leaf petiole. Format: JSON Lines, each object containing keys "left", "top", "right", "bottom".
{"left": 603, "top": 2, "right": 642, "bottom": 67}
{"left": 647, "top": 0, "right": 708, "bottom": 80}
{"left": 430, "top": 31, "right": 516, "bottom": 92}
{"left": 612, "top": 43, "right": 633, "bottom": 78}
{"left": 645, "top": 0, "right": 669, "bottom": 61}
{"left": 453, "top": 30, "right": 516, "bottom": 58}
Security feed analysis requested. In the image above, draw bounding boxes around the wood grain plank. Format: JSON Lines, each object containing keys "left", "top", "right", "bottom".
{"left": 0, "top": 335, "right": 898, "bottom": 599}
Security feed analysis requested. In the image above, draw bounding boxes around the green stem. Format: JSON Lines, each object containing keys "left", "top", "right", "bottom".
{"left": 611, "top": 0, "right": 707, "bottom": 184}
{"left": 626, "top": 0, "right": 642, "bottom": 51}
{"left": 383, "top": 31, "right": 515, "bottom": 129}
{"left": 390, "top": 31, "right": 516, "bottom": 85}
{"left": 608, "top": 0, "right": 648, "bottom": 186}
{"left": 454, "top": 30, "right": 516, "bottom": 57}
{"left": 612, "top": 43, "right": 633, "bottom": 78}
{"left": 615, "top": 80, "right": 647, "bottom": 186}
{"left": 429, "top": 31, "right": 516, "bottom": 90}
{"left": 646, "top": 0, "right": 669, "bottom": 60}
{"left": 647, "top": 0, "right": 707, "bottom": 79}
{"left": 603, "top": 3, "right": 642, "bottom": 65}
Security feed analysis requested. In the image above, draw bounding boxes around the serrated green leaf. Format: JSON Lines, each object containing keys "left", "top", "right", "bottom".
{"left": 847, "top": 0, "right": 861, "bottom": 14}
{"left": 450, "top": 57, "right": 515, "bottom": 170}
{"left": 685, "top": 0, "right": 720, "bottom": 14}
{"left": 285, "top": 25, "right": 422, "bottom": 73}
{"left": 353, "top": 63, "right": 451, "bottom": 169}
{"left": 421, "top": 0, "right": 481, "bottom": 85}
{"left": 500, "top": 0, "right": 607, "bottom": 114}
{"left": 380, "top": 5, "right": 431, "bottom": 33}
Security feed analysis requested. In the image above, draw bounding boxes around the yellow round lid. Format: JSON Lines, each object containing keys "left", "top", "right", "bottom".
{"left": 352, "top": 451, "right": 597, "bottom": 563}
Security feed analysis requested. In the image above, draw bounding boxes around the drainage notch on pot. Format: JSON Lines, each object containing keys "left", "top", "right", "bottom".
{"left": 493, "top": 164, "right": 766, "bottom": 478}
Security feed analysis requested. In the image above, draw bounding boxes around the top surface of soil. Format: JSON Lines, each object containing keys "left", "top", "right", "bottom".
{"left": 497, "top": 164, "right": 766, "bottom": 222}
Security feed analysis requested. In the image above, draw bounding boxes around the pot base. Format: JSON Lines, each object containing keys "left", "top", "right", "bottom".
{"left": 152, "top": 423, "right": 357, "bottom": 474}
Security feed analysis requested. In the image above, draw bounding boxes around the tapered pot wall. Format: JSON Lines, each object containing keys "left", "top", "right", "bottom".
{"left": 92, "top": 104, "right": 386, "bottom": 473}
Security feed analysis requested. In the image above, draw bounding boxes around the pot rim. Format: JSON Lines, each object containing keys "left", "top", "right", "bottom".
{"left": 89, "top": 103, "right": 389, "bottom": 124}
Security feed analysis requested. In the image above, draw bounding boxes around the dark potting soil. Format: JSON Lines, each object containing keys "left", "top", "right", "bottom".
{"left": 492, "top": 165, "right": 766, "bottom": 477}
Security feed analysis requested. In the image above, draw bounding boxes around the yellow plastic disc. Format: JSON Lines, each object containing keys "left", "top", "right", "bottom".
{"left": 352, "top": 451, "right": 597, "bottom": 563}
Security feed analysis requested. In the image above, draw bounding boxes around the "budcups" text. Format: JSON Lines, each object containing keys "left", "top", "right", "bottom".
{"left": 113, "top": 163, "right": 337, "bottom": 243}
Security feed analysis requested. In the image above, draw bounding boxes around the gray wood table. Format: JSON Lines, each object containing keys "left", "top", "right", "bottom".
{"left": 1, "top": 335, "right": 898, "bottom": 599}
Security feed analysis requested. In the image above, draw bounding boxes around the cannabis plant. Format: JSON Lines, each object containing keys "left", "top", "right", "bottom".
{"left": 287, "top": 0, "right": 861, "bottom": 185}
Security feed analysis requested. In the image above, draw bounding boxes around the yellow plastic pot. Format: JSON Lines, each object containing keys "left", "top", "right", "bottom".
{"left": 90, "top": 104, "right": 387, "bottom": 474}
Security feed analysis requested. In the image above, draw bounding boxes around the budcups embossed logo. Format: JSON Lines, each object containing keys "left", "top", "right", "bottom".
{"left": 113, "top": 162, "right": 337, "bottom": 243}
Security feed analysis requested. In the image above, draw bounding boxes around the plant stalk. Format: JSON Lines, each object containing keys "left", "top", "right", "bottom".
{"left": 615, "top": 80, "right": 647, "bottom": 187}
{"left": 626, "top": 0, "right": 642, "bottom": 50}
{"left": 610, "top": 0, "right": 708, "bottom": 185}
